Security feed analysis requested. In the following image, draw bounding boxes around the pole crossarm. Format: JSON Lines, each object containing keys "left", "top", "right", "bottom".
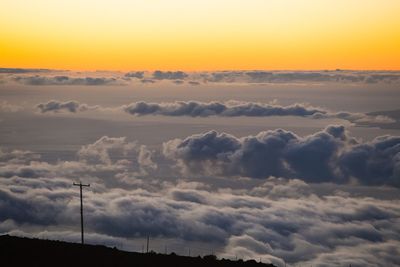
{"left": 73, "top": 182, "right": 90, "bottom": 187}
{"left": 73, "top": 182, "right": 90, "bottom": 244}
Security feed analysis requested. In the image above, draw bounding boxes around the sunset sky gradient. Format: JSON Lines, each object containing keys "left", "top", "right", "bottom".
{"left": 1, "top": 0, "right": 400, "bottom": 70}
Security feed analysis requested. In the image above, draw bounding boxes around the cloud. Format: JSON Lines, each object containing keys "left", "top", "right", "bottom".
{"left": 36, "top": 100, "right": 99, "bottom": 113}
{"left": 188, "top": 81, "right": 201, "bottom": 86}
{"left": 5, "top": 70, "right": 400, "bottom": 85}
{"left": 173, "top": 80, "right": 185, "bottom": 85}
{"left": 78, "top": 136, "right": 139, "bottom": 165}
{"left": 14, "top": 75, "right": 120, "bottom": 86}
{"left": 140, "top": 79, "right": 156, "bottom": 84}
{"left": 122, "top": 100, "right": 395, "bottom": 125}
{"left": 122, "top": 101, "right": 326, "bottom": 117}
{"left": 0, "top": 147, "right": 41, "bottom": 164}
{"left": 0, "top": 68, "right": 51, "bottom": 74}
{"left": 33, "top": 99, "right": 395, "bottom": 127}
{"left": 163, "top": 125, "right": 400, "bottom": 187}
{"left": 200, "top": 70, "right": 400, "bottom": 84}
{"left": 152, "top": 71, "right": 188, "bottom": 80}
{"left": 124, "top": 71, "right": 145, "bottom": 79}
{"left": 77, "top": 136, "right": 157, "bottom": 172}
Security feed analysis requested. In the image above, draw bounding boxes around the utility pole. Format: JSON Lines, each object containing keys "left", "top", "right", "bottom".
{"left": 146, "top": 235, "right": 149, "bottom": 253}
{"left": 73, "top": 182, "right": 90, "bottom": 244}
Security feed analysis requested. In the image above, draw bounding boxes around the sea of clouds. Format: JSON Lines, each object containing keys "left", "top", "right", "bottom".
{"left": 0, "top": 125, "right": 399, "bottom": 267}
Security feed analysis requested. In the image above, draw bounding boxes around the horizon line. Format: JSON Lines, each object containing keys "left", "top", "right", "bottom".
{"left": 2, "top": 67, "right": 400, "bottom": 73}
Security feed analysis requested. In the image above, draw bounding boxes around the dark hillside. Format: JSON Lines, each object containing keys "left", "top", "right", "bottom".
{"left": 0, "top": 235, "right": 276, "bottom": 267}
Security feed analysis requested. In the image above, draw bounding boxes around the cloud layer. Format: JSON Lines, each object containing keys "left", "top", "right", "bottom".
{"left": 0, "top": 128, "right": 399, "bottom": 266}
{"left": 199, "top": 71, "right": 400, "bottom": 84}
{"left": 4, "top": 70, "right": 400, "bottom": 86}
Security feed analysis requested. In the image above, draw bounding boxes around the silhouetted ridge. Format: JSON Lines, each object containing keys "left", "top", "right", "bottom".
{"left": 0, "top": 235, "right": 276, "bottom": 267}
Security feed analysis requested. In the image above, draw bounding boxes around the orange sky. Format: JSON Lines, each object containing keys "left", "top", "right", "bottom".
{"left": 1, "top": 0, "right": 400, "bottom": 71}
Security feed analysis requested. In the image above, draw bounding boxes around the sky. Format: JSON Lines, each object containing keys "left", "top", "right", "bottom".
{"left": 1, "top": 1, "right": 400, "bottom": 267}
{"left": 1, "top": 0, "right": 400, "bottom": 70}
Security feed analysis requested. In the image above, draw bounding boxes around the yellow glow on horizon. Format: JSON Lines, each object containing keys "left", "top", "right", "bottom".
{"left": 1, "top": 0, "right": 400, "bottom": 71}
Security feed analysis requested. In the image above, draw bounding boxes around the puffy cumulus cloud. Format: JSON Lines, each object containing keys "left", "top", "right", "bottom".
{"left": 0, "top": 135, "right": 156, "bottom": 188}
{"left": 339, "top": 135, "right": 400, "bottom": 187}
{"left": 124, "top": 71, "right": 145, "bottom": 79}
{"left": 13, "top": 75, "right": 121, "bottom": 86}
{"left": 36, "top": 100, "right": 99, "bottom": 113}
{"left": 122, "top": 100, "right": 395, "bottom": 125}
{"left": 152, "top": 70, "right": 188, "bottom": 80}
{"left": 78, "top": 136, "right": 138, "bottom": 165}
{"left": 77, "top": 136, "right": 157, "bottom": 173}
{"left": 84, "top": 137, "right": 157, "bottom": 178}
{"left": 163, "top": 125, "right": 400, "bottom": 187}
{"left": 0, "top": 147, "right": 41, "bottom": 164}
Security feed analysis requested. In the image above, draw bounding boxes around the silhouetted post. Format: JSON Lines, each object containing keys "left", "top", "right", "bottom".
{"left": 73, "top": 182, "right": 90, "bottom": 244}
{"left": 146, "top": 235, "right": 149, "bottom": 253}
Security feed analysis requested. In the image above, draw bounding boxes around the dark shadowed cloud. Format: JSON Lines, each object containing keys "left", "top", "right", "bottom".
{"left": 124, "top": 71, "right": 145, "bottom": 79}
{"left": 140, "top": 79, "right": 156, "bottom": 84}
{"left": 152, "top": 70, "right": 188, "bottom": 80}
{"left": 36, "top": 100, "right": 99, "bottom": 113}
{"left": 122, "top": 100, "right": 394, "bottom": 125}
{"left": 163, "top": 125, "right": 400, "bottom": 187}
{"left": 33, "top": 100, "right": 395, "bottom": 126}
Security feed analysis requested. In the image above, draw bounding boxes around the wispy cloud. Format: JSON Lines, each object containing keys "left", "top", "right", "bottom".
{"left": 0, "top": 68, "right": 52, "bottom": 74}
{"left": 13, "top": 75, "right": 121, "bottom": 86}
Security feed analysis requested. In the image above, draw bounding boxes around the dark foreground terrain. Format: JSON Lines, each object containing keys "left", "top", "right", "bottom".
{"left": 0, "top": 235, "right": 275, "bottom": 267}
